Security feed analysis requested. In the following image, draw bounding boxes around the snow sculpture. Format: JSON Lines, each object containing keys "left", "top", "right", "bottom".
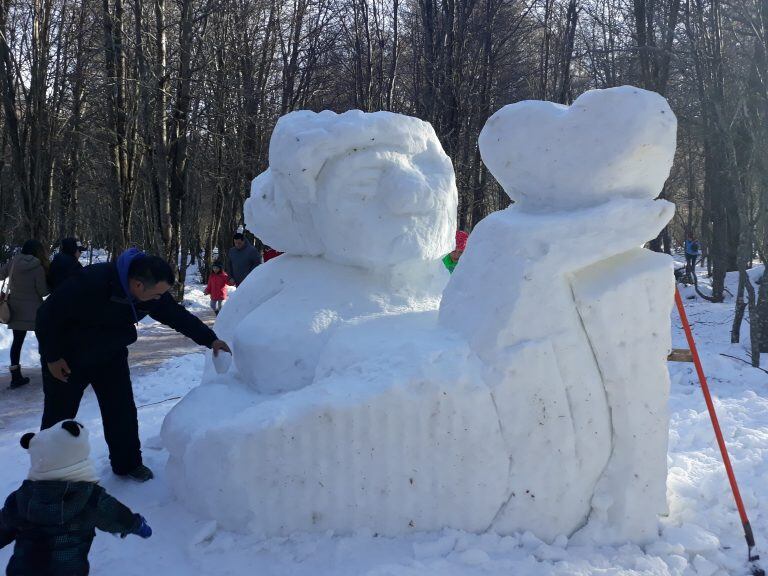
{"left": 162, "top": 87, "right": 677, "bottom": 545}
{"left": 220, "top": 110, "right": 456, "bottom": 394}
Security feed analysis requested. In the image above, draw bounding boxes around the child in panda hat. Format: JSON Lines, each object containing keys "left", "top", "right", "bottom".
{"left": 0, "top": 420, "right": 152, "bottom": 576}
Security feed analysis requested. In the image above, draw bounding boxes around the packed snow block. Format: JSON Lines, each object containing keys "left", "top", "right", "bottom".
{"left": 570, "top": 249, "right": 675, "bottom": 544}
{"left": 163, "top": 317, "right": 510, "bottom": 535}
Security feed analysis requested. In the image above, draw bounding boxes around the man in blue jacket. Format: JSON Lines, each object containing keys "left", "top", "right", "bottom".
{"left": 35, "top": 249, "right": 231, "bottom": 482}
{"left": 684, "top": 235, "right": 701, "bottom": 277}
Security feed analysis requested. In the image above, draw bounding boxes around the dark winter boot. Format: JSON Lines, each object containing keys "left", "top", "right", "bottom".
{"left": 120, "top": 464, "right": 154, "bottom": 483}
{"left": 9, "top": 365, "right": 30, "bottom": 389}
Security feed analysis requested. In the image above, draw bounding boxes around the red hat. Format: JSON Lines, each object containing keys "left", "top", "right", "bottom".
{"left": 455, "top": 230, "right": 469, "bottom": 252}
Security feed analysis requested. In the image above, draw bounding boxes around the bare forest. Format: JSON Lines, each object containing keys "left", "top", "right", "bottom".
{"left": 1, "top": 0, "right": 767, "bottom": 357}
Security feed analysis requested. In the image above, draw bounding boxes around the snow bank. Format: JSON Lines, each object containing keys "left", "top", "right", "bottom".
{"left": 164, "top": 89, "right": 677, "bottom": 544}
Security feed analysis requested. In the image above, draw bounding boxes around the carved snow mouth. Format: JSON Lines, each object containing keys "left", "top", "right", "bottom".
{"left": 478, "top": 86, "right": 677, "bottom": 212}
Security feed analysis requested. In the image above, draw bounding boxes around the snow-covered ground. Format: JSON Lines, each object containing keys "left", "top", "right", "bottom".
{"left": 0, "top": 263, "right": 766, "bottom": 575}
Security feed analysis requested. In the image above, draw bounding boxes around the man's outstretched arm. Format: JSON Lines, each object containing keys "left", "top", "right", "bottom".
{"left": 148, "top": 293, "right": 229, "bottom": 353}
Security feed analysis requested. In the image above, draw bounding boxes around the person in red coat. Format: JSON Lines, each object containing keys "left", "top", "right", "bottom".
{"left": 204, "top": 261, "right": 229, "bottom": 315}
{"left": 263, "top": 246, "right": 283, "bottom": 262}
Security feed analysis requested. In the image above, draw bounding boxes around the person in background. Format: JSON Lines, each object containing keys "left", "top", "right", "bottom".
{"left": 0, "top": 240, "right": 50, "bottom": 389}
{"left": 0, "top": 420, "right": 151, "bottom": 576}
{"left": 684, "top": 234, "right": 701, "bottom": 277}
{"left": 226, "top": 232, "right": 262, "bottom": 287}
{"left": 35, "top": 248, "right": 231, "bottom": 482}
{"left": 204, "top": 261, "right": 229, "bottom": 315}
{"left": 49, "top": 237, "right": 85, "bottom": 291}
{"left": 263, "top": 245, "right": 283, "bottom": 262}
{"left": 443, "top": 230, "right": 469, "bottom": 274}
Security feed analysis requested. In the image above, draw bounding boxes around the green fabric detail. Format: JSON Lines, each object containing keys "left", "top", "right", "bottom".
{"left": 443, "top": 253, "right": 458, "bottom": 274}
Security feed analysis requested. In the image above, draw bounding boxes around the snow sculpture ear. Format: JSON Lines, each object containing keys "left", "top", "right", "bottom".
{"left": 61, "top": 421, "right": 82, "bottom": 437}
{"left": 478, "top": 86, "right": 677, "bottom": 212}
{"left": 20, "top": 432, "right": 35, "bottom": 449}
{"left": 245, "top": 170, "right": 323, "bottom": 256}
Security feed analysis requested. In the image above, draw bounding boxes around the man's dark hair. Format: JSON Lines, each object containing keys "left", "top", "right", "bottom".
{"left": 233, "top": 232, "right": 245, "bottom": 241}
{"left": 61, "top": 238, "right": 82, "bottom": 256}
{"left": 128, "top": 255, "right": 175, "bottom": 287}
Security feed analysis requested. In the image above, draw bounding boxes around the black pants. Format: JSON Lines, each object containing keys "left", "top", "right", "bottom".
{"left": 685, "top": 254, "right": 697, "bottom": 276}
{"left": 40, "top": 350, "right": 142, "bottom": 475}
{"left": 10, "top": 330, "right": 26, "bottom": 366}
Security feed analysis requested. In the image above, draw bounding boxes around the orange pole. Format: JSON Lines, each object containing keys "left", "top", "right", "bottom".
{"left": 674, "top": 287, "right": 760, "bottom": 564}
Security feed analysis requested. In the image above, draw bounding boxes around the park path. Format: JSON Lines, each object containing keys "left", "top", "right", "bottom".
{"left": 0, "top": 309, "right": 215, "bottom": 430}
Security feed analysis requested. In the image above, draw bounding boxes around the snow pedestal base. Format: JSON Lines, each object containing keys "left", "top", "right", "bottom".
{"left": 163, "top": 316, "right": 511, "bottom": 536}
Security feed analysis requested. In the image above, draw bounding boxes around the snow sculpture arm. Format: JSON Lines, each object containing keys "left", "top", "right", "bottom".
{"left": 505, "top": 198, "right": 675, "bottom": 273}
{"left": 148, "top": 293, "right": 217, "bottom": 347}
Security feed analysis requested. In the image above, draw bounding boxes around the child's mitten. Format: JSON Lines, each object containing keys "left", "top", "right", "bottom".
{"left": 133, "top": 515, "right": 152, "bottom": 539}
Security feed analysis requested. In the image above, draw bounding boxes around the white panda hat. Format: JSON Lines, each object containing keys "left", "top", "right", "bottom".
{"left": 21, "top": 420, "right": 99, "bottom": 483}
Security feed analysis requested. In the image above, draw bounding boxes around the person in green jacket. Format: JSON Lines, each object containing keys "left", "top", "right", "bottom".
{"left": 0, "top": 420, "right": 151, "bottom": 576}
{"left": 443, "top": 230, "right": 469, "bottom": 273}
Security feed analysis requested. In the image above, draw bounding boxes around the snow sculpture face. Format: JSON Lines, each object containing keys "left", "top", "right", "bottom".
{"left": 478, "top": 87, "right": 677, "bottom": 211}
{"left": 245, "top": 110, "right": 457, "bottom": 269}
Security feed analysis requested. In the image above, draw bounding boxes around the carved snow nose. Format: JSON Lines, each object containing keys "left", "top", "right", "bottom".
{"left": 380, "top": 166, "right": 436, "bottom": 215}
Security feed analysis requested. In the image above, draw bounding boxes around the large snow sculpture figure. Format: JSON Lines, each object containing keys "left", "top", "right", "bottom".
{"left": 440, "top": 86, "right": 676, "bottom": 543}
{"left": 162, "top": 87, "right": 677, "bottom": 545}
{"left": 216, "top": 110, "right": 457, "bottom": 393}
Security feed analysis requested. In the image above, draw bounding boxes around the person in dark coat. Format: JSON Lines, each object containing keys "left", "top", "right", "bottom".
{"left": 684, "top": 235, "right": 701, "bottom": 277}
{"left": 49, "top": 238, "right": 85, "bottom": 291}
{"left": 35, "top": 248, "right": 231, "bottom": 482}
{"left": 0, "top": 240, "right": 50, "bottom": 388}
{"left": 226, "top": 232, "right": 262, "bottom": 286}
{"left": 0, "top": 420, "right": 151, "bottom": 576}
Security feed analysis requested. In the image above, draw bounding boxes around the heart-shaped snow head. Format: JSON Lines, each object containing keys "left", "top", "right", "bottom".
{"left": 478, "top": 86, "right": 677, "bottom": 212}
{"left": 245, "top": 110, "right": 457, "bottom": 269}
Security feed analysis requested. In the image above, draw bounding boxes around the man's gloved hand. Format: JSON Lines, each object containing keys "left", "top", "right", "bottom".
{"left": 211, "top": 339, "right": 231, "bottom": 357}
{"left": 133, "top": 515, "right": 152, "bottom": 539}
{"left": 47, "top": 359, "right": 71, "bottom": 382}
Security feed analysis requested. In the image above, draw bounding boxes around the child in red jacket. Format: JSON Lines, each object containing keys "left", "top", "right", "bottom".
{"left": 204, "top": 261, "right": 229, "bottom": 315}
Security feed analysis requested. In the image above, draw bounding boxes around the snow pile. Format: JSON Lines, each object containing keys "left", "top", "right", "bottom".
{"left": 163, "top": 88, "right": 677, "bottom": 544}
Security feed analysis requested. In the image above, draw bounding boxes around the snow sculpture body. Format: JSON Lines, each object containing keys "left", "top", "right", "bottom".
{"left": 162, "top": 87, "right": 677, "bottom": 545}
